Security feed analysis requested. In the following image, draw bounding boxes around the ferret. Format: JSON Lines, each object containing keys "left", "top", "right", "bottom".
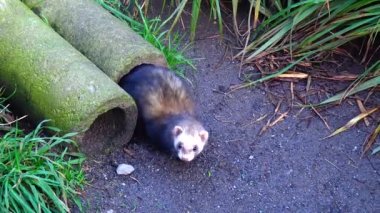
{"left": 119, "top": 64, "right": 209, "bottom": 162}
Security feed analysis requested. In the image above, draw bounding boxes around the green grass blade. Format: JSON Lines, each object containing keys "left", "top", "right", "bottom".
{"left": 245, "top": 21, "right": 292, "bottom": 61}
{"left": 18, "top": 184, "right": 39, "bottom": 212}
{"left": 8, "top": 186, "right": 35, "bottom": 213}
{"left": 30, "top": 184, "right": 51, "bottom": 213}
{"left": 167, "top": 0, "right": 189, "bottom": 36}
{"left": 35, "top": 180, "right": 68, "bottom": 212}
{"left": 303, "top": 16, "right": 379, "bottom": 51}
{"left": 212, "top": 0, "right": 223, "bottom": 35}
{"left": 190, "top": 0, "right": 202, "bottom": 41}
{"left": 319, "top": 75, "right": 380, "bottom": 105}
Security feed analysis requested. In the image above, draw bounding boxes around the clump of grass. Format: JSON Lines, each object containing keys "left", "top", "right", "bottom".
{"left": 319, "top": 61, "right": 380, "bottom": 106}
{"left": 0, "top": 95, "right": 85, "bottom": 212}
{"left": 0, "top": 123, "right": 86, "bottom": 212}
{"left": 114, "top": 0, "right": 224, "bottom": 41}
{"left": 96, "top": 0, "right": 194, "bottom": 76}
{"left": 238, "top": 1, "right": 379, "bottom": 57}
{"left": 235, "top": 0, "right": 380, "bottom": 84}
{"left": 165, "top": 0, "right": 223, "bottom": 41}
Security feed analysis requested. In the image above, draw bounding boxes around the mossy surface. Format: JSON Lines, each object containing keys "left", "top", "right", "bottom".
{"left": 0, "top": 0, "right": 137, "bottom": 141}
{"left": 24, "top": 0, "right": 167, "bottom": 82}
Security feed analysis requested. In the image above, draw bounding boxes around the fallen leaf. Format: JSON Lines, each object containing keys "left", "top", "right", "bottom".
{"left": 356, "top": 99, "right": 369, "bottom": 126}
{"left": 324, "top": 107, "right": 379, "bottom": 139}
{"left": 277, "top": 71, "right": 308, "bottom": 79}
{"left": 363, "top": 123, "right": 380, "bottom": 155}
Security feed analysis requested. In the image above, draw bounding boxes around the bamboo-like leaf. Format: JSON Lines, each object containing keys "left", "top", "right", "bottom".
{"left": 232, "top": 53, "right": 312, "bottom": 91}
{"left": 303, "top": 16, "right": 379, "bottom": 51}
{"left": 273, "top": 0, "right": 283, "bottom": 11}
{"left": 372, "top": 146, "right": 380, "bottom": 155}
{"left": 232, "top": 0, "right": 239, "bottom": 36}
{"left": 364, "top": 123, "right": 380, "bottom": 155}
{"left": 319, "top": 76, "right": 380, "bottom": 105}
{"left": 239, "top": 0, "right": 380, "bottom": 70}
{"left": 253, "top": 0, "right": 261, "bottom": 29}
{"left": 324, "top": 107, "right": 379, "bottom": 139}
{"left": 212, "top": 0, "right": 223, "bottom": 36}
{"left": 245, "top": 21, "right": 292, "bottom": 61}
{"left": 165, "top": 0, "right": 188, "bottom": 36}
{"left": 190, "top": 0, "right": 202, "bottom": 41}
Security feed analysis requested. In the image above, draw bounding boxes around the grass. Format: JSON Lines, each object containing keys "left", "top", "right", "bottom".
{"left": 319, "top": 61, "right": 380, "bottom": 106}
{"left": 0, "top": 91, "right": 86, "bottom": 212}
{"left": 117, "top": 0, "right": 224, "bottom": 41}
{"left": 233, "top": 0, "right": 380, "bottom": 92}
{"left": 237, "top": 0, "right": 380, "bottom": 58}
{"left": 96, "top": 0, "right": 194, "bottom": 77}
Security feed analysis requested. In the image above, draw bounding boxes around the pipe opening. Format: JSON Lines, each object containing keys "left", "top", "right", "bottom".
{"left": 81, "top": 107, "right": 131, "bottom": 158}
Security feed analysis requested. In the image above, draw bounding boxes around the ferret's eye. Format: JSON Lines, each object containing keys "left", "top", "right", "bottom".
{"left": 193, "top": 146, "right": 198, "bottom": 152}
{"left": 177, "top": 143, "right": 183, "bottom": 150}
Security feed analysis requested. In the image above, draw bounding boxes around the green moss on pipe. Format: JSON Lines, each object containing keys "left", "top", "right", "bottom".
{"left": 23, "top": 0, "right": 167, "bottom": 82}
{"left": 0, "top": 0, "right": 137, "bottom": 149}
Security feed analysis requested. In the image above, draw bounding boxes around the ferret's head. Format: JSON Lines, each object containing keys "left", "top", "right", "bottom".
{"left": 172, "top": 124, "right": 209, "bottom": 162}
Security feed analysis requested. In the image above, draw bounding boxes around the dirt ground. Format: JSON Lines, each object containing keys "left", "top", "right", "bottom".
{"left": 77, "top": 15, "right": 380, "bottom": 212}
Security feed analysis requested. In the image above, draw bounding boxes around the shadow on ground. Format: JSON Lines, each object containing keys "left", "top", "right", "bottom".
{"left": 78, "top": 15, "right": 380, "bottom": 213}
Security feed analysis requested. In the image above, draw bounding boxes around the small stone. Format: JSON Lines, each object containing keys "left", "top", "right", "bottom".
{"left": 116, "top": 164, "right": 135, "bottom": 175}
{"left": 106, "top": 210, "right": 114, "bottom": 213}
{"left": 249, "top": 155, "right": 254, "bottom": 160}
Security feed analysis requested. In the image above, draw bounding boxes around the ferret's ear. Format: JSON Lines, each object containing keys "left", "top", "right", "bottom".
{"left": 172, "top": 126, "right": 183, "bottom": 137}
{"left": 199, "top": 130, "right": 209, "bottom": 143}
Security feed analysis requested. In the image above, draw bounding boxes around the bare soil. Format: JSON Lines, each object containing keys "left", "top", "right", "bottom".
{"left": 77, "top": 15, "right": 380, "bottom": 213}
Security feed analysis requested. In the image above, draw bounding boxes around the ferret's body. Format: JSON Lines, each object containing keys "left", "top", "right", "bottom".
{"left": 119, "top": 64, "right": 209, "bottom": 162}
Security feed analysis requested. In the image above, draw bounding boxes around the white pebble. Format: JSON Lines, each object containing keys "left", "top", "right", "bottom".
{"left": 116, "top": 164, "right": 135, "bottom": 175}
{"left": 106, "top": 210, "right": 114, "bottom": 213}
{"left": 249, "top": 155, "right": 254, "bottom": 160}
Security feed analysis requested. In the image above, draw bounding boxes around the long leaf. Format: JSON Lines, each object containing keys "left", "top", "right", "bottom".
{"left": 364, "top": 123, "right": 380, "bottom": 155}
{"left": 324, "top": 107, "right": 379, "bottom": 139}
{"left": 372, "top": 146, "right": 380, "bottom": 155}
{"left": 190, "top": 0, "right": 202, "bottom": 41}
{"left": 319, "top": 76, "right": 380, "bottom": 105}
{"left": 8, "top": 186, "right": 35, "bottom": 213}
{"left": 232, "top": 53, "right": 312, "bottom": 91}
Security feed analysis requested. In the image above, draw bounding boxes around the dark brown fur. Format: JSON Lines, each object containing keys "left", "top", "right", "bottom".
{"left": 142, "top": 70, "right": 194, "bottom": 122}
